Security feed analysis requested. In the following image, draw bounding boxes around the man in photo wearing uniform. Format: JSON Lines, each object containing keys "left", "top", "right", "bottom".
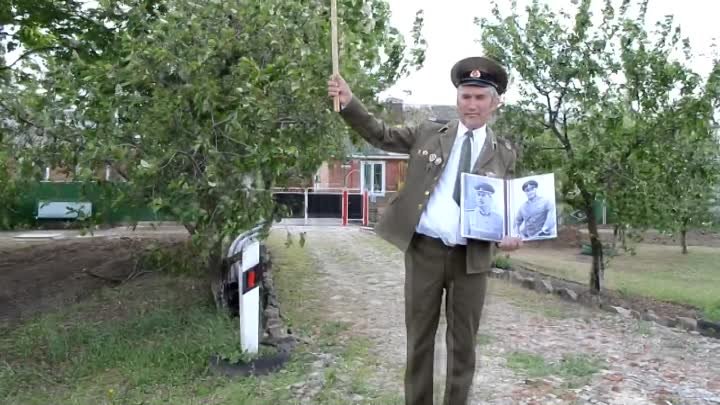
{"left": 328, "top": 56, "right": 523, "bottom": 405}
{"left": 514, "top": 179, "right": 555, "bottom": 239}
{"left": 464, "top": 181, "right": 504, "bottom": 241}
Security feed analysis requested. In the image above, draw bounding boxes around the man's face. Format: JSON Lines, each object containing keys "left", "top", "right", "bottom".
{"left": 524, "top": 186, "right": 537, "bottom": 200}
{"left": 456, "top": 85, "right": 499, "bottom": 129}
{"left": 475, "top": 191, "right": 492, "bottom": 211}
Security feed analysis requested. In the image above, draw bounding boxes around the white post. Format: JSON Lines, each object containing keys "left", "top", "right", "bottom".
{"left": 304, "top": 188, "right": 309, "bottom": 225}
{"left": 239, "top": 239, "right": 261, "bottom": 354}
{"left": 227, "top": 226, "right": 263, "bottom": 355}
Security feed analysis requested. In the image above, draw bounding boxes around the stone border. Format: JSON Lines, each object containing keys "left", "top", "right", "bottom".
{"left": 489, "top": 265, "right": 720, "bottom": 339}
{"left": 358, "top": 224, "right": 720, "bottom": 338}
{"left": 260, "top": 249, "right": 298, "bottom": 350}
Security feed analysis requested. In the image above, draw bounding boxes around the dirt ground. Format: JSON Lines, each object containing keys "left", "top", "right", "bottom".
{"left": 0, "top": 226, "right": 189, "bottom": 326}
{"left": 3, "top": 223, "right": 716, "bottom": 328}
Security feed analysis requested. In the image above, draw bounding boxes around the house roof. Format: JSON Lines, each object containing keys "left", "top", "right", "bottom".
{"left": 349, "top": 142, "right": 408, "bottom": 159}
{"left": 350, "top": 152, "right": 408, "bottom": 160}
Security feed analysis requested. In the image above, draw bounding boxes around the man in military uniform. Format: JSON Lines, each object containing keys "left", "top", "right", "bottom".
{"left": 514, "top": 179, "right": 555, "bottom": 239}
{"left": 464, "top": 181, "right": 504, "bottom": 241}
{"left": 328, "top": 56, "right": 523, "bottom": 405}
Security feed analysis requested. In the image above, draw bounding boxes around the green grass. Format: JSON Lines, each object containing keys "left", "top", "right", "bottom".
{"left": 0, "top": 276, "right": 239, "bottom": 404}
{"left": 506, "top": 351, "right": 551, "bottom": 378}
{"left": 509, "top": 244, "right": 720, "bottom": 320}
{"left": 506, "top": 351, "right": 604, "bottom": 387}
{"left": 0, "top": 231, "right": 402, "bottom": 405}
{"left": 492, "top": 254, "right": 512, "bottom": 270}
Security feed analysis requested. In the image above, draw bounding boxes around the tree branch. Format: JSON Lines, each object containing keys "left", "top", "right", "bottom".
{"left": 1, "top": 46, "right": 63, "bottom": 71}
{"left": 532, "top": 81, "right": 550, "bottom": 97}
{"left": 541, "top": 93, "right": 571, "bottom": 153}
{"left": 104, "top": 160, "right": 130, "bottom": 181}
{"left": 562, "top": 111, "right": 570, "bottom": 146}
{"left": 0, "top": 100, "right": 45, "bottom": 133}
{"left": 219, "top": 132, "right": 250, "bottom": 149}
{"left": 159, "top": 150, "right": 203, "bottom": 176}
{"left": 545, "top": 93, "right": 556, "bottom": 126}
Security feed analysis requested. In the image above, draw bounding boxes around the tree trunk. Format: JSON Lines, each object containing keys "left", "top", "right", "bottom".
{"left": 612, "top": 224, "right": 619, "bottom": 250}
{"left": 208, "top": 237, "right": 228, "bottom": 311}
{"left": 583, "top": 196, "right": 604, "bottom": 294}
{"left": 681, "top": 220, "right": 688, "bottom": 254}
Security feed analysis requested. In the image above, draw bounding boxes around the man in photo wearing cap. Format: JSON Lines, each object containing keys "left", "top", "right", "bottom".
{"left": 328, "top": 56, "right": 522, "bottom": 405}
{"left": 465, "top": 181, "right": 504, "bottom": 241}
{"left": 514, "top": 179, "right": 555, "bottom": 239}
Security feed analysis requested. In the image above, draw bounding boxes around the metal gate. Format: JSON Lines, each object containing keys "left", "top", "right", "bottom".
{"left": 272, "top": 189, "right": 368, "bottom": 225}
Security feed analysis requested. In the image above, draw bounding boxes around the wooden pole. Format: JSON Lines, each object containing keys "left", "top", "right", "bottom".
{"left": 331, "top": 0, "right": 340, "bottom": 112}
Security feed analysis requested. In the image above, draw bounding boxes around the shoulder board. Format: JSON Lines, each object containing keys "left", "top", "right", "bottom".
{"left": 496, "top": 136, "right": 514, "bottom": 151}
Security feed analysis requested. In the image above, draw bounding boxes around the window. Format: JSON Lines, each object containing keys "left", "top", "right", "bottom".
{"left": 361, "top": 161, "right": 385, "bottom": 196}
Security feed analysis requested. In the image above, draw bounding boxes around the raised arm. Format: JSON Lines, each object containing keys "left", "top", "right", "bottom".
{"left": 328, "top": 74, "right": 417, "bottom": 154}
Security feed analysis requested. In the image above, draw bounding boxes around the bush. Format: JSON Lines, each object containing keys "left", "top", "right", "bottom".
{"left": 493, "top": 254, "right": 512, "bottom": 269}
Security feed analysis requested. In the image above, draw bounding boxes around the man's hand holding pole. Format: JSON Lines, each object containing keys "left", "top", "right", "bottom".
{"left": 331, "top": 0, "right": 341, "bottom": 112}
{"left": 327, "top": 74, "right": 353, "bottom": 108}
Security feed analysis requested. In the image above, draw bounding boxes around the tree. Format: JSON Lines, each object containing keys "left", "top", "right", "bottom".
{"left": 649, "top": 94, "right": 720, "bottom": 254}
{"left": 612, "top": 9, "right": 720, "bottom": 254}
{"left": 479, "top": 0, "right": 720, "bottom": 292}
{"left": 12, "top": 0, "right": 424, "bottom": 287}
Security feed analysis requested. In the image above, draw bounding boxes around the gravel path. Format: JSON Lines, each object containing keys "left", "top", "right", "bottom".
{"left": 288, "top": 226, "right": 720, "bottom": 405}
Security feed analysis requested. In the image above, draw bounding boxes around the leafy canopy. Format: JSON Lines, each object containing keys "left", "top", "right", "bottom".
{"left": 3, "top": 0, "right": 426, "bottom": 268}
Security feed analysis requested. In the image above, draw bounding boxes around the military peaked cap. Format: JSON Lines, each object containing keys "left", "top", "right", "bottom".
{"left": 451, "top": 56, "right": 508, "bottom": 95}
{"left": 474, "top": 182, "right": 495, "bottom": 194}
{"left": 522, "top": 180, "right": 539, "bottom": 191}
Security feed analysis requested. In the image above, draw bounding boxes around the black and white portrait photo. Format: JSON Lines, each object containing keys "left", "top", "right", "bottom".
{"left": 509, "top": 173, "right": 557, "bottom": 241}
{"left": 460, "top": 174, "right": 505, "bottom": 242}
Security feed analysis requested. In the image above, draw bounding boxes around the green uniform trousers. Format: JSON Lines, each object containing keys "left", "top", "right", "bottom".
{"left": 404, "top": 233, "right": 489, "bottom": 405}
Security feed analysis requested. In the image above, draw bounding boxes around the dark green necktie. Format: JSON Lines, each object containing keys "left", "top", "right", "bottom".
{"left": 453, "top": 130, "right": 473, "bottom": 205}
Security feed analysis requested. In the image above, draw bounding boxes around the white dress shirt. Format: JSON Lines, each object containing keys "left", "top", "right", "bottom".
{"left": 415, "top": 122, "right": 487, "bottom": 246}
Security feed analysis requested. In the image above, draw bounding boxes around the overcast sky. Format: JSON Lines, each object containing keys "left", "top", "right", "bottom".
{"left": 378, "top": 0, "right": 719, "bottom": 106}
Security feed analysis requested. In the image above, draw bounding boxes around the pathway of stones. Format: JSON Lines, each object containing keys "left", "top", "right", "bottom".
{"left": 284, "top": 226, "right": 720, "bottom": 405}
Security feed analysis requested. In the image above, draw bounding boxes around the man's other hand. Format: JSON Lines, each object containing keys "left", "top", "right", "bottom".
{"left": 327, "top": 74, "right": 353, "bottom": 107}
{"left": 497, "top": 236, "right": 522, "bottom": 252}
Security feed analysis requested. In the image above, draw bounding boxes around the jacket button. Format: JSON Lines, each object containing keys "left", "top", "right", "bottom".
{"left": 417, "top": 204, "right": 423, "bottom": 210}
{"left": 424, "top": 191, "right": 430, "bottom": 196}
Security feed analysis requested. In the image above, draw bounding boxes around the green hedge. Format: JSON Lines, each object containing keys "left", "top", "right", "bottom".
{"left": 10, "top": 181, "right": 173, "bottom": 229}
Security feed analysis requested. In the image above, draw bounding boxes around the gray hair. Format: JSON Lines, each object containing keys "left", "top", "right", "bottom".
{"left": 458, "top": 84, "right": 501, "bottom": 104}
{"left": 488, "top": 86, "right": 500, "bottom": 103}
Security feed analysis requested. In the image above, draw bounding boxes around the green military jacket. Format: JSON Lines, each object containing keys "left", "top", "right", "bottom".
{"left": 339, "top": 97, "right": 517, "bottom": 274}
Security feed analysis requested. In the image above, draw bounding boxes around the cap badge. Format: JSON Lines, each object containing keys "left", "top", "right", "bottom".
{"left": 470, "top": 69, "right": 482, "bottom": 78}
